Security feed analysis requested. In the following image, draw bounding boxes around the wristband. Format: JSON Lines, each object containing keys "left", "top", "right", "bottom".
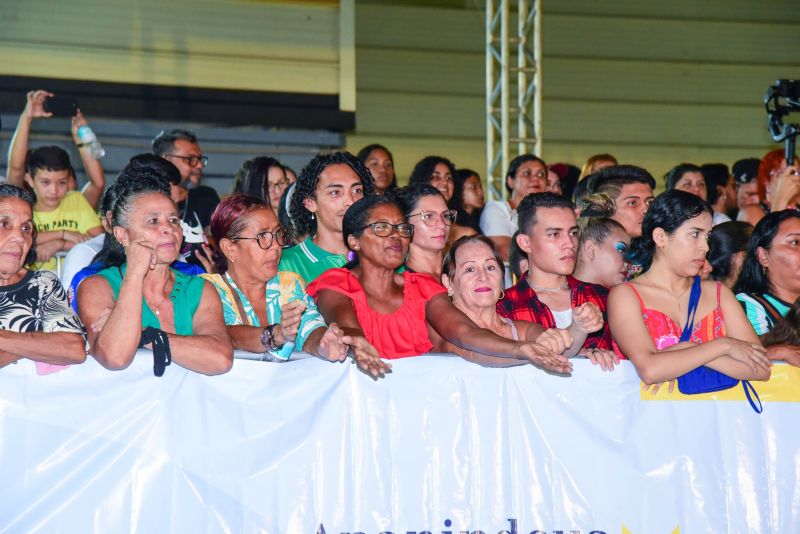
{"left": 260, "top": 323, "right": 282, "bottom": 351}
{"left": 75, "top": 142, "right": 88, "bottom": 148}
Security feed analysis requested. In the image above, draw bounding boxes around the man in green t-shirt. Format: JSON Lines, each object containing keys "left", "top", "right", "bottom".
{"left": 279, "top": 152, "right": 374, "bottom": 283}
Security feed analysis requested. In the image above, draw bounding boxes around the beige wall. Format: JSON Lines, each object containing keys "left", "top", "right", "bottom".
{"left": 0, "top": 0, "right": 349, "bottom": 98}
{"left": 347, "top": 1, "right": 800, "bottom": 185}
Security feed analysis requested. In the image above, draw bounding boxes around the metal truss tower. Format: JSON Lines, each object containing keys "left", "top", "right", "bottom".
{"left": 485, "top": 0, "right": 542, "bottom": 201}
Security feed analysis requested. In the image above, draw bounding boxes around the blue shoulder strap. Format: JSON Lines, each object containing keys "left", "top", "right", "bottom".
{"left": 679, "top": 276, "right": 702, "bottom": 342}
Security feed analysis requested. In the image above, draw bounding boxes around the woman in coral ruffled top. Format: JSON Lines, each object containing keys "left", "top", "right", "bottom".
{"left": 307, "top": 195, "right": 572, "bottom": 373}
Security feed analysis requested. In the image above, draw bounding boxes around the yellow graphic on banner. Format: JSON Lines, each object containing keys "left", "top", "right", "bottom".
{"left": 622, "top": 525, "right": 680, "bottom": 534}
{"left": 640, "top": 362, "right": 800, "bottom": 402}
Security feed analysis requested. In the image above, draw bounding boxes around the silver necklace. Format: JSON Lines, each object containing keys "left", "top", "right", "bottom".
{"left": 530, "top": 281, "right": 569, "bottom": 292}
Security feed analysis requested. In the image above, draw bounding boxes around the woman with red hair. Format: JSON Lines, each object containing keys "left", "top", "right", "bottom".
{"left": 738, "top": 148, "right": 800, "bottom": 226}
{"left": 202, "top": 194, "right": 387, "bottom": 375}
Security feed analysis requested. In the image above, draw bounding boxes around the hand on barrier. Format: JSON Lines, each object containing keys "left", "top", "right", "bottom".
{"left": 767, "top": 344, "right": 800, "bottom": 367}
{"left": 585, "top": 348, "right": 618, "bottom": 372}
{"left": 519, "top": 342, "right": 572, "bottom": 374}
{"left": 275, "top": 300, "right": 306, "bottom": 345}
{"left": 572, "top": 302, "right": 603, "bottom": 334}
{"left": 536, "top": 328, "right": 572, "bottom": 355}
{"left": 726, "top": 337, "right": 771, "bottom": 373}
{"left": 643, "top": 379, "right": 676, "bottom": 395}
{"left": 317, "top": 322, "right": 348, "bottom": 362}
{"left": 341, "top": 335, "right": 391, "bottom": 379}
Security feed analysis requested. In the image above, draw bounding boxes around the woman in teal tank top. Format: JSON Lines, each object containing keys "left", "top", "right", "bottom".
{"left": 76, "top": 164, "right": 232, "bottom": 375}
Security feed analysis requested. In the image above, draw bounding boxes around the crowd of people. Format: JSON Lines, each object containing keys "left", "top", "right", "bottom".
{"left": 2, "top": 88, "right": 800, "bottom": 394}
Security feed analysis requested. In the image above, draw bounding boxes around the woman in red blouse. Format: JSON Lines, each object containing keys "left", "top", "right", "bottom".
{"left": 307, "top": 196, "right": 571, "bottom": 372}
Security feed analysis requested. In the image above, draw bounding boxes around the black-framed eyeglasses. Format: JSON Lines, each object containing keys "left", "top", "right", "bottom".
{"left": 167, "top": 154, "right": 208, "bottom": 168}
{"left": 230, "top": 228, "right": 289, "bottom": 249}
{"left": 360, "top": 222, "right": 414, "bottom": 238}
{"left": 408, "top": 209, "right": 457, "bottom": 227}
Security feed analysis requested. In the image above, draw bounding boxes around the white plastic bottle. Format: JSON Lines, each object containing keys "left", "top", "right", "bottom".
{"left": 76, "top": 125, "right": 105, "bottom": 159}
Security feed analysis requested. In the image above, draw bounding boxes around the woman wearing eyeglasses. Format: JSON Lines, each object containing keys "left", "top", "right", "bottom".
{"left": 306, "top": 195, "right": 573, "bottom": 372}
{"left": 198, "top": 194, "right": 377, "bottom": 369}
{"left": 232, "top": 156, "right": 290, "bottom": 214}
{"left": 395, "top": 183, "right": 457, "bottom": 280}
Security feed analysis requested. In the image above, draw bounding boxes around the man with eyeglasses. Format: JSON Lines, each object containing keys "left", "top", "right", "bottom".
{"left": 280, "top": 152, "right": 374, "bottom": 284}
{"left": 152, "top": 129, "right": 220, "bottom": 268}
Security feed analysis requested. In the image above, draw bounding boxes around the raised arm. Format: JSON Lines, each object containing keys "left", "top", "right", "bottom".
{"left": 71, "top": 111, "right": 106, "bottom": 209}
{"left": 608, "top": 284, "right": 770, "bottom": 384}
{"left": 7, "top": 90, "right": 53, "bottom": 187}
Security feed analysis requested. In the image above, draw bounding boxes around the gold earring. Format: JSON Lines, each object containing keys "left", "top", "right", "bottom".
{"left": 498, "top": 289, "right": 505, "bottom": 301}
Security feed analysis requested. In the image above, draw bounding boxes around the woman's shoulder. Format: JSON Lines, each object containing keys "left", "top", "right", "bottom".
{"left": 404, "top": 271, "right": 447, "bottom": 299}
{"left": 305, "top": 268, "right": 360, "bottom": 297}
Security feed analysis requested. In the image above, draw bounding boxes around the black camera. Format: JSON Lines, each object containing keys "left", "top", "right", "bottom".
{"left": 765, "top": 79, "right": 800, "bottom": 165}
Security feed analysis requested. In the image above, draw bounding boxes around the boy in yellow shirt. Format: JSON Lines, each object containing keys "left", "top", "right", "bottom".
{"left": 24, "top": 147, "right": 103, "bottom": 271}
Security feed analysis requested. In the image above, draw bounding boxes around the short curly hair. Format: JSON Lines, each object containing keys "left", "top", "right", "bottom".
{"left": 289, "top": 152, "right": 375, "bottom": 237}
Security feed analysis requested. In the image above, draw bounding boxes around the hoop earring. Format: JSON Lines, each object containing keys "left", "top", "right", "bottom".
{"left": 498, "top": 289, "right": 505, "bottom": 301}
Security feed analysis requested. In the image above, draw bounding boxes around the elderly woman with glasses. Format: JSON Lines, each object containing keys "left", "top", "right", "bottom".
{"left": 306, "top": 196, "right": 573, "bottom": 373}
{"left": 395, "top": 183, "right": 457, "bottom": 279}
{"left": 200, "top": 194, "right": 355, "bottom": 363}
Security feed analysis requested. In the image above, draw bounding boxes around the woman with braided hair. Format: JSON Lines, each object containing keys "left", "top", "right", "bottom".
{"left": 77, "top": 163, "right": 232, "bottom": 375}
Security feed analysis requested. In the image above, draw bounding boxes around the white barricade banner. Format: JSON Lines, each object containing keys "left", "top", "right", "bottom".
{"left": 1, "top": 354, "right": 798, "bottom": 533}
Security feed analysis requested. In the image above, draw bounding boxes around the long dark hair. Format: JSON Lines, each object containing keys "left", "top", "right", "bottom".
{"left": 357, "top": 144, "right": 397, "bottom": 193}
{"left": 627, "top": 189, "right": 711, "bottom": 271}
{"left": 734, "top": 210, "right": 800, "bottom": 295}
{"left": 450, "top": 169, "right": 483, "bottom": 229}
{"left": 232, "top": 156, "right": 283, "bottom": 201}
{"left": 707, "top": 221, "right": 752, "bottom": 282}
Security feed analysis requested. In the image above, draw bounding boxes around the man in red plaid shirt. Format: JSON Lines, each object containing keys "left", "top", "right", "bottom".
{"left": 497, "top": 193, "right": 613, "bottom": 352}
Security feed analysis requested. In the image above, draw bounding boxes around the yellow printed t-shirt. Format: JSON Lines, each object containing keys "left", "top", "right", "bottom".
{"left": 33, "top": 191, "right": 102, "bottom": 272}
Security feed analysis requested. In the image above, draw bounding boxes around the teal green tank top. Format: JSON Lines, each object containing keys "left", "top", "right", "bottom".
{"left": 97, "top": 265, "right": 205, "bottom": 335}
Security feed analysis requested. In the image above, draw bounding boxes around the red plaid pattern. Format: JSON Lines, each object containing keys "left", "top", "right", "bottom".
{"left": 497, "top": 274, "right": 612, "bottom": 351}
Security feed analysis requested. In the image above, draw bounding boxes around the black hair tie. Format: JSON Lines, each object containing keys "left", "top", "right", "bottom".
{"left": 138, "top": 327, "right": 172, "bottom": 377}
